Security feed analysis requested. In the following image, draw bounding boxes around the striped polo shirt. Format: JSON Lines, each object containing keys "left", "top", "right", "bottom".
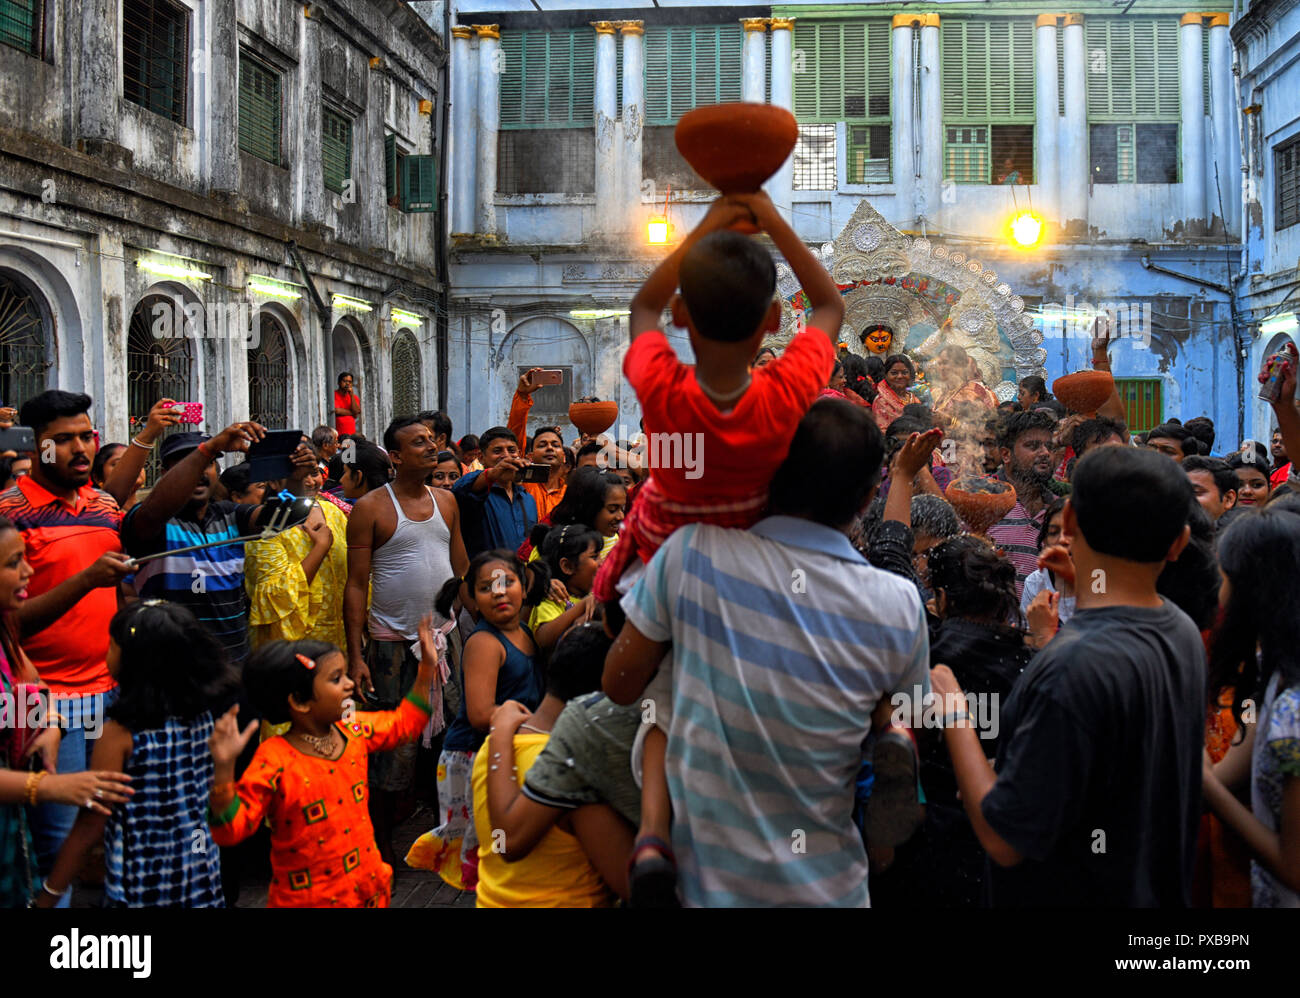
{"left": 122, "top": 501, "right": 256, "bottom": 664}
{"left": 622, "top": 517, "right": 930, "bottom": 908}
{"left": 986, "top": 498, "right": 1048, "bottom": 601}
{"left": 0, "top": 477, "right": 123, "bottom": 696}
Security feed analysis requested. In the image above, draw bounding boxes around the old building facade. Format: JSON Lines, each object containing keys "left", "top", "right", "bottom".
{"left": 443, "top": 1, "right": 1283, "bottom": 447}
{"left": 0, "top": 0, "right": 446, "bottom": 473}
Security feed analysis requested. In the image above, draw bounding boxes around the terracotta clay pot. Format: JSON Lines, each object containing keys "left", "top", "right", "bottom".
{"left": 1053, "top": 370, "right": 1115, "bottom": 417}
{"left": 945, "top": 476, "right": 1018, "bottom": 536}
{"left": 675, "top": 103, "right": 799, "bottom": 196}
{"left": 569, "top": 400, "right": 618, "bottom": 437}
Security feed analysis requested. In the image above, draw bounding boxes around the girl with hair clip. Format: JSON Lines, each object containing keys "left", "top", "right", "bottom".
{"left": 38, "top": 601, "right": 236, "bottom": 907}
{"left": 1203, "top": 508, "right": 1300, "bottom": 907}
{"left": 529, "top": 524, "right": 603, "bottom": 650}
{"left": 205, "top": 619, "right": 439, "bottom": 908}
{"left": 406, "top": 550, "right": 550, "bottom": 891}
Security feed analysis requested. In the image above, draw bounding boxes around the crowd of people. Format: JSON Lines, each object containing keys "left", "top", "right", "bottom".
{"left": 0, "top": 189, "right": 1297, "bottom": 908}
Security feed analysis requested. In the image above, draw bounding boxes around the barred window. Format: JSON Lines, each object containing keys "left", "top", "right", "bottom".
{"left": 1276, "top": 138, "right": 1299, "bottom": 231}
{"left": 498, "top": 128, "right": 595, "bottom": 195}
{"left": 122, "top": 0, "right": 188, "bottom": 124}
{"left": 0, "top": 0, "right": 43, "bottom": 56}
{"left": 793, "top": 124, "right": 836, "bottom": 190}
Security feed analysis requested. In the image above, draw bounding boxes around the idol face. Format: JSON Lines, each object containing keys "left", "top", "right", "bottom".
{"left": 862, "top": 327, "right": 893, "bottom": 356}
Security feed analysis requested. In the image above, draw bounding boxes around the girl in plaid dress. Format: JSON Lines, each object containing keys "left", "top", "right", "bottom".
{"left": 39, "top": 601, "right": 237, "bottom": 907}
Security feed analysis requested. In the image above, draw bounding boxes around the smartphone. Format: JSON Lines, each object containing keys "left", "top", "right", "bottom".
{"left": 530, "top": 370, "right": 564, "bottom": 388}
{"left": 176, "top": 402, "right": 204, "bottom": 424}
{"left": 0, "top": 426, "right": 35, "bottom": 452}
{"left": 244, "top": 429, "right": 305, "bottom": 481}
{"left": 518, "top": 463, "right": 551, "bottom": 484}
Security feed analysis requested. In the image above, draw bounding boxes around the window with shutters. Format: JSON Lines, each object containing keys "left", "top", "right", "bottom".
{"left": 402, "top": 155, "right": 437, "bottom": 212}
{"left": 239, "top": 51, "right": 282, "bottom": 166}
{"left": 322, "top": 108, "right": 352, "bottom": 195}
{"left": 1085, "top": 18, "right": 1180, "bottom": 184}
{"left": 497, "top": 28, "right": 596, "bottom": 194}
{"left": 941, "top": 19, "right": 1035, "bottom": 184}
{"left": 793, "top": 20, "right": 891, "bottom": 184}
{"left": 1115, "top": 378, "right": 1163, "bottom": 432}
{"left": 642, "top": 24, "right": 742, "bottom": 192}
{"left": 1277, "top": 137, "right": 1300, "bottom": 231}
{"left": 122, "top": 0, "right": 188, "bottom": 124}
{"left": 0, "top": 0, "right": 42, "bottom": 56}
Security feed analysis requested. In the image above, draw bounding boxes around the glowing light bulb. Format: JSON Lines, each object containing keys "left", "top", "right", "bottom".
{"left": 1009, "top": 211, "right": 1044, "bottom": 248}
{"left": 647, "top": 216, "right": 669, "bottom": 244}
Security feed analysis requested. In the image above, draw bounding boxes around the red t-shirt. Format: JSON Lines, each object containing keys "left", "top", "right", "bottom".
{"left": 0, "top": 477, "right": 123, "bottom": 696}
{"left": 624, "top": 327, "right": 836, "bottom": 504}
{"left": 1271, "top": 462, "right": 1292, "bottom": 488}
{"left": 334, "top": 390, "right": 359, "bottom": 435}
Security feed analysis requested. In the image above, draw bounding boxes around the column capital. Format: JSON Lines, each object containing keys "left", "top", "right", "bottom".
{"left": 769, "top": 17, "right": 796, "bottom": 32}
{"left": 591, "top": 21, "right": 616, "bottom": 35}
{"left": 1181, "top": 12, "right": 1205, "bottom": 25}
{"left": 741, "top": 17, "right": 769, "bottom": 33}
{"left": 615, "top": 20, "right": 644, "bottom": 35}
{"left": 1207, "top": 12, "right": 1230, "bottom": 26}
{"left": 451, "top": 25, "right": 473, "bottom": 40}
{"left": 1063, "top": 13, "right": 1084, "bottom": 26}
{"left": 892, "top": 13, "right": 940, "bottom": 29}
{"left": 473, "top": 24, "right": 500, "bottom": 40}
{"left": 1035, "top": 14, "right": 1058, "bottom": 27}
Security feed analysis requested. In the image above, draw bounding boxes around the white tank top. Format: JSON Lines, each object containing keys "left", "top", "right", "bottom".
{"left": 367, "top": 484, "right": 454, "bottom": 640}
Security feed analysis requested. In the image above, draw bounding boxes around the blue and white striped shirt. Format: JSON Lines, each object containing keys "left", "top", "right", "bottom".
{"left": 623, "top": 516, "right": 930, "bottom": 907}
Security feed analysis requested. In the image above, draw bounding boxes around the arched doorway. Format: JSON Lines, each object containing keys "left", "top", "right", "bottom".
{"left": 332, "top": 319, "right": 373, "bottom": 433}
{"left": 128, "top": 294, "right": 194, "bottom": 485}
{"left": 391, "top": 330, "right": 422, "bottom": 418}
{"left": 249, "top": 312, "right": 290, "bottom": 429}
{"left": 496, "top": 317, "right": 592, "bottom": 440}
{"left": 0, "top": 270, "right": 54, "bottom": 411}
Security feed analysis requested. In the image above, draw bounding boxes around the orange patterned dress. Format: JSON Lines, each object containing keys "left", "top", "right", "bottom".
{"left": 210, "top": 693, "right": 430, "bottom": 908}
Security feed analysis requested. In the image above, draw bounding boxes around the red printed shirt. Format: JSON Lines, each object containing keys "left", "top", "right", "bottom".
{"left": 624, "top": 327, "right": 836, "bottom": 504}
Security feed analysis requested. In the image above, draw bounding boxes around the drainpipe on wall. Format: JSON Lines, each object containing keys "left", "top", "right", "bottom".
{"left": 436, "top": 0, "right": 452, "bottom": 410}
{"left": 287, "top": 240, "right": 334, "bottom": 422}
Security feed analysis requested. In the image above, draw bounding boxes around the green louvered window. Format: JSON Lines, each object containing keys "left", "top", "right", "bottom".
{"left": 0, "top": 0, "right": 41, "bottom": 56}
{"left": 322, "top": 107, "right": 351, "bottom": 195}
{"left": 499, "top": 28, "right": 595, "bottom": 129}
{"left": 643, "top": 24, "right": 742, "bottom": 125}
{"left": 942, "top": 19, "right": 1035, "bottom": 184}
{"left": 402, "top": 155, "right": 437, "bottom": 212}
{"left": 1056, "top": 25, "right": 1064, "bottom": 117}
{"left": 641, "top": 24, "right": 742, "bottom": 192}
{"left": 239, "top": 51, "right": 282, "bottom": 166}
{"left": 793, "top": 20, "right": 891, "bottom": 183}
{"left": 122, "top": 0, "right": 188, "bottom": 124}
{"left": 1086, "top": 17, "right": 1180, "bottom": 184}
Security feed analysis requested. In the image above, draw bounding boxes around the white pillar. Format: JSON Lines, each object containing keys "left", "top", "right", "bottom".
{"left": 619, "top": 22, "right": 645, "bottom": 225}
{"left": 592, "top": 22, "right": 619, "bottom": 239}
{"left": 205, "top": 0, "right": 239, "bottom": 194}
{"left": 741, "top": 18, "right": 767, "bottom": 103}
{"left": 1035, "top": 15, "right": 1060, "bottom": 225}
{"left": 918, "top": 17, "right": 942, "bottom": 223}
{"left": 298, "top": 7, "right": 324, "bottom": 228}
{"left": 769, "top": 17, "right": 795, "bottom": 221}
{"left": 1180, "top": 14, "right": 1207, "bottom": 231}
{"left": 1059, "top": 14, "right": 1087, "bottom": 233}
{"left": 475, "top": 25, "right": 500, "bottom": 237}
{"left": 1208, "top": 14, "right": 1237, "bottom": 234}
{"left": 450, "top": 26, "right": 476, "bottom": 235}
{"left": 891, "top": 16, "right": 916, "bottom": 228}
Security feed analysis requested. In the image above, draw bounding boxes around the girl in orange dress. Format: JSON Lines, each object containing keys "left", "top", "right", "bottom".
{"left": 207, "top": 620, "right": 437, "bottom": 908}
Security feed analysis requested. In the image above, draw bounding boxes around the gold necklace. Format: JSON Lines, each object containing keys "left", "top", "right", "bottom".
{"left": 297, "top": 728, "right": 336, "bottom": 756}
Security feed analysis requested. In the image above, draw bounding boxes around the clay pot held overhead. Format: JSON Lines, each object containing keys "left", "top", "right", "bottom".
{"left": 1053, "top": 370, "right": 1115, "bottom": 417}
{"left": 569, "top": 400, "right": 618, "bottom": 437}
{"left": 674, "top": 103, "right": 799, "bottom": 197}
{"left": 945, "top": 476, "right": 1018, "bottom": 537}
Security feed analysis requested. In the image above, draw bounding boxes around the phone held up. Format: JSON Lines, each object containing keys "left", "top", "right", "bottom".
{"left": 530, "top": 370, "right": 564, "bottom": 388}
{"left": 518, "top": 463, "right": 551, "bottom": 485}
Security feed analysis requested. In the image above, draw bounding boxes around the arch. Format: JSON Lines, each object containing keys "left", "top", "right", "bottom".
{"left": 127, "top": 288, "right": 199, "bottom": 485}
{"left": 391, "top": 330, "right": 423, "bottom": 418}
{"left": 0, "top": 243, "right": 82, "bottom": 394}
{"left": 0, "top": 268, "right": 55, "bottom": 410}
{"left": 332, "top": 316, "right": 375, "bottom": 431}
{"left": 249, "top": 310, "right": 290, "bottom": 429}
{"left": 495, "top": 316, "right": 593, "bottom": 437}
{"left": 1252, "top": 329, "right": 1298, "bottom": 446}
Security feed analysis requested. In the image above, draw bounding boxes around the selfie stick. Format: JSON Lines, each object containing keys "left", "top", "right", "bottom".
{"left": 125, "top": 497, "right": 316, "bottom": 568}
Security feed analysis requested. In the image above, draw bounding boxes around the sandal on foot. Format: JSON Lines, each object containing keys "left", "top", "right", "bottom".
{"left": 628, "top": 835, "right": 680, "bottom": 908}
{"left": 864, "top": 726, "right": 925, "bottom": 848}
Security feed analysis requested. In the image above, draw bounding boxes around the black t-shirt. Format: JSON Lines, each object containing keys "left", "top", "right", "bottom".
{"left": 980, "top": 600, "right": 1206, "bottom": 907}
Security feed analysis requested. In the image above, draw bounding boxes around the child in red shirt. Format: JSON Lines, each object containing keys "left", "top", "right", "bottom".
{"left": 594, "top": 191, "right": 844, "bottom": 906}
{"left": 592, "top": 191, "right": 844, "bottom": 604}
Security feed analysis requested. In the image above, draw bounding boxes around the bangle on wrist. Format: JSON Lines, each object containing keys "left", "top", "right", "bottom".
{"left": 130, "top": 437, "right": 154, "bottom": 451}
{"left": 41, "top": 880, "right": 66, "bottom": 899}
{"left": 197, "top": 440, "right": 217, "bottom": 460}
{"left": 943, "top": 711, "right": 972, "bottom": 729}
{"left": 25, "top": 770, "right": 47, "bottom": 806}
